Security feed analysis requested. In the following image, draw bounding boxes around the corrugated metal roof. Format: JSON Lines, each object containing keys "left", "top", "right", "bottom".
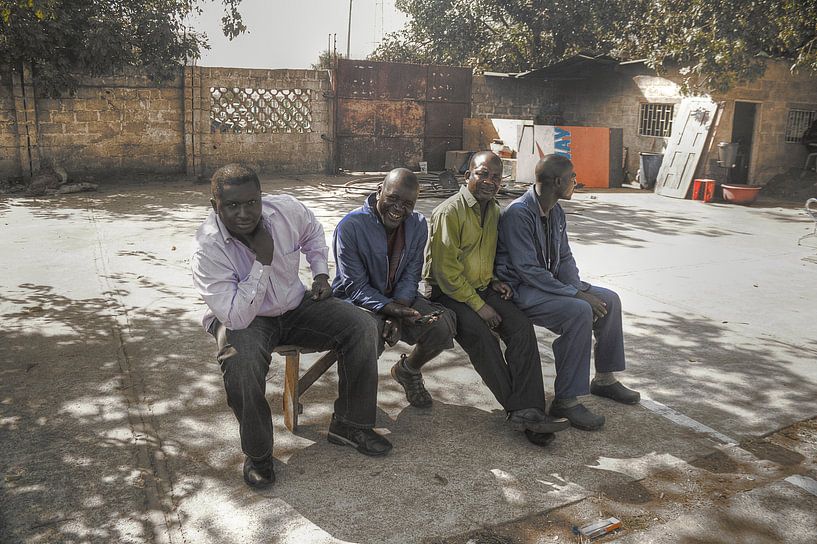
{"left": 516, "top": 54, "right": 621, "bottom": 80}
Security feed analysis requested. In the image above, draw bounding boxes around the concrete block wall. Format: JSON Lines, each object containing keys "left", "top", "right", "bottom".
{"left": 471, "top": 75, "right": 558, "bottom": 122}
{"left": 1, "top": 65, "right": 332, "bottom": 182}
{"left": 193, "top": 67, "right": 332, "bottom": 177}
{"left": 0, "top": 69, "right": 21, "bottom": 179}
{"left": 34, "top": 72, "right": 185, "bottom": 177}
{"left": 708, "top": 60, "right": 817, "bottom": 183}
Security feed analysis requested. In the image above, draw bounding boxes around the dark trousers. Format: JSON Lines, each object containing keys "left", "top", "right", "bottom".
{"left": 523, "top": 285, "right": 626, "bottom": 399}
{"left": 431, "top": 288, "right": 546, "bottom": 412}
{"left": 210, "top": 295, "right": 380, "bottom": 460}
{"left": 371, "top": 295, "right": 456, "bottom": 356}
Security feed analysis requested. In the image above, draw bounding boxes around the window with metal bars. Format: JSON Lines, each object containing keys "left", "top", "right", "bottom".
{"left": 784, "top": 109, "right": 817, "bottom": 143}
{"left": 638, "top": 103, "right": 675, "bottom": 137}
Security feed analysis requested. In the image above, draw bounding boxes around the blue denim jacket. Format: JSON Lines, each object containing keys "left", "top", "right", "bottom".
{"left": 495, "top": 187, "right": 583, "bottom": 308}
{"left": 331, "top": 193, "right": 428, "bottom": 312}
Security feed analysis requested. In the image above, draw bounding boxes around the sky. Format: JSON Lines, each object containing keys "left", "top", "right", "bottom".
{"left": 190, "top": 0, "right": 408, "bottom": 69}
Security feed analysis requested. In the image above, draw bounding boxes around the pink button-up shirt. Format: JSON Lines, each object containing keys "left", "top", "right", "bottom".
{"left": 191, "top": 194, "right": 329, "bottom": 331}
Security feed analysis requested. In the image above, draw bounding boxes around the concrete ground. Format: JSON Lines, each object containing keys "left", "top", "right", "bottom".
{"left": 1, "top": 175, "right": 816, "bottom": 543}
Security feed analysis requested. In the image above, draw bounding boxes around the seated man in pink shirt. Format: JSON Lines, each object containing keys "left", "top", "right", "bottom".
{"left": 191, "top": 163, "right": 390, "bottom": 489}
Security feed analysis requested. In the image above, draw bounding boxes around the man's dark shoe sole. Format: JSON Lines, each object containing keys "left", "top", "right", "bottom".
{"left": 550, "top": 405, "right": 605, "bottom": 431}
{"left": 590, "top": 381, "right": 641, "bottom": 405}
{"left": 327, "top": 431, "right": 393, "bottom": 457}
{"left": 524, "top": 430, "right": 556, "bottom": 447}
{"left": 508, "top": 415, "right": 570, "bottom": 434}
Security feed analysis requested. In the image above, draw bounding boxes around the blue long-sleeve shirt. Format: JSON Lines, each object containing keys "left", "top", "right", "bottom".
{"left": 495, "top": 187, "right": 583, "bottom": 306}
{"left": 331, "top": 193, "right": 427, "bottom": 312}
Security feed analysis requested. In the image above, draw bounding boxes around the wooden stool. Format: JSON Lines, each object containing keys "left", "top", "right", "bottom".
{"left": 273, "top": 345, "right": 337, "bottom": 432}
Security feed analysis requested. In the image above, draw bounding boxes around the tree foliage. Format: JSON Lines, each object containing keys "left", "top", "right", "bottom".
{"left": 370, "top": 0, "right": 633, "bottom": 73}
{"left": 310, "top": 49, "right": 344, "bottom": 70}
{"left": 623, "top": 0, "right": 817, "bottom": 92}
{"left": 372, "top": 0, "right": 817, "bottom": 92}
{"left": 0, "top": 0, "right": 246, "bottom": 97}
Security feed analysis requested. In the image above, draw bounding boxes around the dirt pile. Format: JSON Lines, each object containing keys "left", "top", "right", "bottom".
{"left": 762, "top": 168, "right": 817, "bottom": 201}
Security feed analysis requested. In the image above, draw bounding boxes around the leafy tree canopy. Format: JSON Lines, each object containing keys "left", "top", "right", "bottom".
{"left": 311, "top": 49, "right": 344, "bottom": 70}
{"left": 625, "top": 0, "right": 817, "bottom": 92}
{"left": 0, "top": 0, "right": 246, "bottom": 97}
{"left": 371, "top": 0, "right": 817, "bottom": 92}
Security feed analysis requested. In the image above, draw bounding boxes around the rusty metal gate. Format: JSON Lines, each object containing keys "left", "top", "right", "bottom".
{"left": 335, "top": 59, "right": 472, "bottom": 172}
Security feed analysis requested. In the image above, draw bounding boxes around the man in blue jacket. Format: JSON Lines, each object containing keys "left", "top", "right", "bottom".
{"left": 332, "top": 168, "right": 456, "bottom": 408}
{"left": 496, "top": 154, "right": 640, "bottom": 431}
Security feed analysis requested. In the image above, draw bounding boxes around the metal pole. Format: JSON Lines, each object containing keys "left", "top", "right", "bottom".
{"left": 346, "top": 0, "right": 352, "bottom": 58}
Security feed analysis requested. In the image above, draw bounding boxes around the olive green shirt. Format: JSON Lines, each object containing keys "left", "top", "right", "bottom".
{"left": 424, "top": 185, "right": 499, "bottom": 312}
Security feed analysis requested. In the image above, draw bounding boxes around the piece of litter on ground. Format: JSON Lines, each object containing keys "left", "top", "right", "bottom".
{"left": 573, "top": 517, "right": 621, "bottom": 539}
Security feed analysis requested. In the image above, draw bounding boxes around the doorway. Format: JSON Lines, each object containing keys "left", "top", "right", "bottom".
{"left": 731, "top": 102, "right": 757, "bottom": 183}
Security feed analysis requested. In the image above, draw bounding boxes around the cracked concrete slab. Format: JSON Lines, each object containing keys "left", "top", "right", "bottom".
{"left": 1, "top": 177, "right": 815, "bottom": 543}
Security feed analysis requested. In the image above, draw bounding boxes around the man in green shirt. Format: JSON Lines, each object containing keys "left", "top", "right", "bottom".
{"left": 425, "top": 151, "right": 569, "bottom": 446}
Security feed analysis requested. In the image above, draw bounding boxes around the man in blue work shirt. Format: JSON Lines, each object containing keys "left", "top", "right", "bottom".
{"left": 332, "top": 168, "right": 456, "bottom": 408}
{"left": 496, "top": 154, "right": 641, "bottom": 431}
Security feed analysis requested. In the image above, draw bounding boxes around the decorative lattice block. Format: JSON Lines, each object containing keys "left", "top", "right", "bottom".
{"left": 209, "top": 87, "right": 313, "bottom": 134}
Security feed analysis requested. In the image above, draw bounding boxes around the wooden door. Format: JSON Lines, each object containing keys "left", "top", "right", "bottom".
{"left": 655, "top": 98, "right": 719, "bottom": 198}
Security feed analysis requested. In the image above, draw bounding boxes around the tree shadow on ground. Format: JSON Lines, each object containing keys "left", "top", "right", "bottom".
{"left": 2, "top": 185, "right": 816, "bottom": 543}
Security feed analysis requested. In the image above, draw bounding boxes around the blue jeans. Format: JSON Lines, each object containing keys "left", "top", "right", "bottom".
{"left": 210, "top": 294, "right": 380, "bottom": 460}
{"left": 522, "top": 285, "right": 626, "bottom": 399}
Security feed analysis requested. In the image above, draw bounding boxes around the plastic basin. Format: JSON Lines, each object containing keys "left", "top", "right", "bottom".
{"left": 722, "top": 184, "right": 761, "bottom": 204}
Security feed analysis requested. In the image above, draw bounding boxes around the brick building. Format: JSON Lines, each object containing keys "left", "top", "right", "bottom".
{"left": 496, "top": 55, "right": 817, "bottom": 186}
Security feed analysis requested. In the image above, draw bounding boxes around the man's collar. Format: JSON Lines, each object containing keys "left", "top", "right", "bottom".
{"left": 460, "top": 184, "right": 480, "bottom": 208}
{"left": 214, "top": 213, "right": 235, "bottom": 242}
{"left": 532, "top": 185, "right": 547, "bottom": 218}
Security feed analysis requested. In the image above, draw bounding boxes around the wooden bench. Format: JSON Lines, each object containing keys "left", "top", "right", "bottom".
{"left": 273, "top": 345, "right": 338, "bottom": 432}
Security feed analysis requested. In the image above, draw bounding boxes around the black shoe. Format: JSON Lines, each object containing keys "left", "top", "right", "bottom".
{"left": 507, "top": 407, "right": 570, "bottom": 433}
{"left": 550, "top": 403, "right": 605, "bottom": 431}
{"left": 391, "top": 358, "right": 433, "bottom": 408}
{"left": 524, "top": 430, "right": 556, "bottom": 447}
{"left": 243, "top": 456, "right": 275, "bottom": 488}
{"left": 590, "top": 380, "right": 641, "bottom": 405}
{"left": 327, "top": 416, "right": 393, "bottom": 457}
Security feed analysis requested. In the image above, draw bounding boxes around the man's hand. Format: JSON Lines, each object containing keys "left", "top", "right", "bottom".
{"left": 382, "top": 318, "right": 401, "bottom": 346}
{"left": 490, "top": 280, "right": 513, "bottom": 300}
{"left": 311, "top": 274, "right": 332, "bottom": 301}
{"left": 249, "top": 224, "right": 274, "bottom": 265}
{"left": 382, "top": 302, "right": 421, "bottom": 320}
{"left": 476, "top": 303, "right": 502, "bottom": 329}
{"left": 575, "top": 290, "right": 607, "bottom": 320}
